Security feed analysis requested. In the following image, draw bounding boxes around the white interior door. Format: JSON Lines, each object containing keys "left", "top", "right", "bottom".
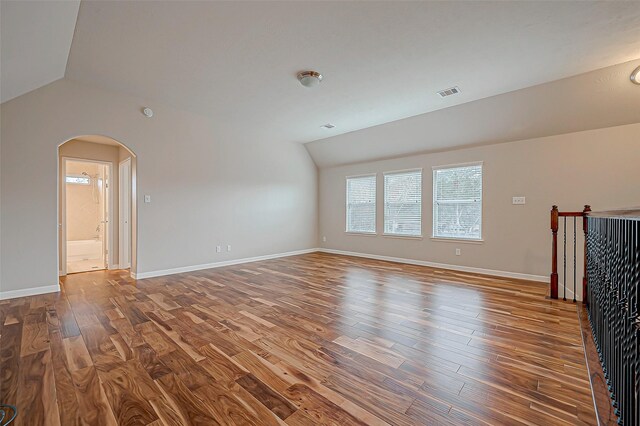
{"left": 102, "top": 164, "right": 109, "bottom": 269}
{"left": 119, "top": 158, "right": 132, "bottom": 269}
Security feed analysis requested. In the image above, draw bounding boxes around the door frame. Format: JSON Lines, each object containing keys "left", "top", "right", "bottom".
{"left": 119, "top": 157, "right": 132, "bottom": 269}
{"left": 60, "top": 157, "right": 114, "bottom": 275}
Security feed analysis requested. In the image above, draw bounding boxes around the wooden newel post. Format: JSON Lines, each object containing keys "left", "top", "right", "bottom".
{"left": 550, "top": 205, "right": 559, "bottom": 299}
{"left": 582, "top": 205, "right": 591, "bottom": 305}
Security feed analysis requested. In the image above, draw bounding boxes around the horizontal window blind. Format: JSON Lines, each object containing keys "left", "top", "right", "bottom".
{"left": 346, "top": 175, "right": 376, "bottom": 233}
{"left": 433, "top": 163, "right": 482, "bottom": 240}
{"left": 384, "top": 170, "right": 422, "bottom": 236}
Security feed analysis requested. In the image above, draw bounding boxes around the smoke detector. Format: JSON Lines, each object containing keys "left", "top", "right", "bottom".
{"left": 297, "top": 71, "right": 323, "bottom": 88}
{"left": 437, "top": 86, "right": 460, "bottom": 98}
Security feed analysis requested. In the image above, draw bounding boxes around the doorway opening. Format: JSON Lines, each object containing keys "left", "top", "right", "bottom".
{"left": 63, "top": 159, "right": 110, "bottom": 273}
{"left": 58, "top": 135, "right": 137, "bottom": 277}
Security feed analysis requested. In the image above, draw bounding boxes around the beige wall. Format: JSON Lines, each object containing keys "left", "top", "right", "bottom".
{"left": 319, "top": 123, "right": 640, "bottom": 300}
{"left": 0, "top": 78, "right": 318, "bottom": 293}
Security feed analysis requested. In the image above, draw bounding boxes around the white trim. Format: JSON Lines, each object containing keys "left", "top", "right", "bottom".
{"left": 318, "top": 248, "right": 547, "bottom": 282}
{"left": 577, "top": 307, "right": 600, "bottom": 421}
{"left": 432, "top": 160, "right": 484, "bottom": 171}
{"left": 382, "top": 167, "right": 423, "bottom": 176}
{"left": 345, "top": 174, "right": 377, "bottom": 234}
{"left": 345, "top": 172, "right": 377, "bottom": 179}
{"left": 59, "top": 157, "right": 66, "bottom": 275}
{"left": 345, "top": 232, "right": 377, "bottom": 236}
{"left": 558, "top": 282, "right": 580, "bottom": 301}
{"left": 0, "top": 284, "right": 61, "bottom": 300}
{"left": 430, "top": 237, "right": 484, "bottom": 244}
{"left": 383, "top": 168, "right": 423, "bottom": 237}
{"left": 60, "top": 157, "right": 114, "bottom": 274}
{"left": 382, "top": 233, "right": 423, "bottom": 240}
{"left": 132, "top": 248, "right": 320, "bottom": 280}
{"left": 119, "top": 158, "right": 132, "bottom": 270}
{"left": 432, "top": 162, "right": 483, "bottom": 241}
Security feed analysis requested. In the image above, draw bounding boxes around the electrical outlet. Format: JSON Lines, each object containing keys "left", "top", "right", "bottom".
{"left": 322, "top": 236, "right": 327, "bottom": 242}
{"left": 455, "top": 248, "right": 461, "bottom": 256}
{"left": 512, "top": 196, "right": 526, "bottom": 205}
{"left": 216, "top": 246, "right": 221, "bottom": 253}
{"left": 227, "top": 245, "right": 231, "bottom": 252}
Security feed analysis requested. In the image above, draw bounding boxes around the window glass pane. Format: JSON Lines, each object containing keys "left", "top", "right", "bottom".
{"left": 346, "top": 175, "right": 376, "bottom": 233}
{"left": 384, "top": 170, "right": 422, "bottom": 236}
{"left": 66, "top": 176, "right": 90, "bottom": 185}
{"left": 433, "top": 164, "right": 482, "bottom": 239}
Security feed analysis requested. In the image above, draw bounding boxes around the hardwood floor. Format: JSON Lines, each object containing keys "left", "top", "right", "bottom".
{"left": 0, "top": 252, "right": 596, "bottom": 425}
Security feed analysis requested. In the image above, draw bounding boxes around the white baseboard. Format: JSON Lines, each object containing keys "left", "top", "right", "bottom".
{"left": 318, "top": 248, "right": 548, "bottom": 283}
{"left": 0, "top": 284, "right": 61, "bottom": 300}
{"left": 0, "top": 249, "right": 555, "bottom": 300}
{"left": 132, "top": 248, "right": 320, "bottom": 280}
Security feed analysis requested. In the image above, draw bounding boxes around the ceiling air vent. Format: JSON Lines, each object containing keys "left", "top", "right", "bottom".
{"left": 321, "top": 123, "right": 336, "bottom": 129}
{"left": 437, "top": 86, "right": 460, "bottom": 98}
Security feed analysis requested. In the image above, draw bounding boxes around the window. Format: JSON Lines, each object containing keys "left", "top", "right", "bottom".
{"left": 383, "top": 169, "right": 422, "bottom": 237}
{"left": 66, "top": 175, "right": 90, "bottom": 185}
{"left": 433, "top": 163, "right": 482, "bottom": 240}
{"left": 346, "top": 175, "right": 376, "bottom": 233}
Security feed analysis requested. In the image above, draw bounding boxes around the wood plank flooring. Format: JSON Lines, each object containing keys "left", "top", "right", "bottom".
{"left": 0, "top": 252, "right": 596, "bottom": 425}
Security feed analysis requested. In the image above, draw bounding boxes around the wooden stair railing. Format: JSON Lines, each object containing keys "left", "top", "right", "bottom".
{"left": 550, "top": 205, "right": 591, "bottom": 301}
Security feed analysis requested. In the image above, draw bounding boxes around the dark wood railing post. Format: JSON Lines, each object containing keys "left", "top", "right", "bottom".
{"left": 582, "top": 205, "right": 591, "bottom": 305}
{"left": 550, "top": 205, "right": 559, "bottom": 299}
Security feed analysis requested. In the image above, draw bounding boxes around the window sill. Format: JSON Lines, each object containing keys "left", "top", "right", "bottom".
{"left": 383, "top": 233, "right": 423, "bottom": 240}
{"left": 345, "top": 232, "right": 377, "bottom": 237}
{"left": 430, "top": 237, "right": 484, "bottom": 244}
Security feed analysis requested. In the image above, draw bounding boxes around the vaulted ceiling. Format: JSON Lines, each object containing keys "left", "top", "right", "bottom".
{"left": 0, "top": 0, "right": 80, "bottom": 102}
{"left": 2, "top": 1, "right": 640, "bottom": 165}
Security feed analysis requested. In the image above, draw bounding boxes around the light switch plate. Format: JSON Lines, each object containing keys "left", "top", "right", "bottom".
{"left": 512, "top": 196, "right": 526, "bottom": 205}
{"left": 144, "top": 195, "right": 151, "bottom": 203}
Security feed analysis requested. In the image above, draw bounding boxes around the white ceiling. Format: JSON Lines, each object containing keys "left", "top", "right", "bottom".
{"left": 0, "top": 0, "right": 80, "bottom": 103}
{"left": 307, "top": 59, "right": 640, "bottom": 167}
{"left": 63, "top": 1, "right": 640, "bottom": 147}
{"left": 2, "top": 1, "right": 640, "bottom": 163}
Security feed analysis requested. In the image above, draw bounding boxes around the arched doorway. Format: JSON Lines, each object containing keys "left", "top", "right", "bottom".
{"left": 58, "top": 135, "right": 137, "bottom": 277}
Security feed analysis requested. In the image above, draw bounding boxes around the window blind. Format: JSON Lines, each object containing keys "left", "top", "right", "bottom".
{"left": 433, "top": 163, "right": 482, "bottom": 240}
{"left": 346, "top": 175, "right": 376, "bottom": 233}
{"left": 383, "top": 170, "right": 422, "bottom": 236}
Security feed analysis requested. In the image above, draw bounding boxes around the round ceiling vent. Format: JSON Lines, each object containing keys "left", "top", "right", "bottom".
{"left": 297, "top": 71, "right": 323, "bottom": 88}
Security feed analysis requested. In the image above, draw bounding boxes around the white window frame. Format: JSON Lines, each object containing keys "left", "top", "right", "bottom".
{"left": 432, "top": 161, "right": 483, "bottom": 242}
{"left": 383, "top": 168, "right": 423, "bottom": 238}
{"left": 345, "top": 173, "right": 377, "bottom": 235}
